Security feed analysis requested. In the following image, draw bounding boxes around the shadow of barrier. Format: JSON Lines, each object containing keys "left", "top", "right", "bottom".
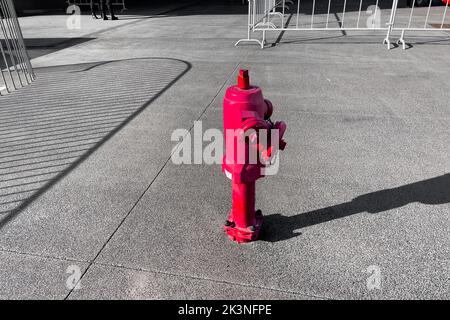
{"left": 0, "top": 57, "right": 191, "bottom": 228}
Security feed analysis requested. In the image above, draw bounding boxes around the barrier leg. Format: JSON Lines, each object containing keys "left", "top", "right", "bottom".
{"left": 262, "top": 30, "right": 266, "bottom": 48}
{"left": 383, "top": 0, "right": 399, "bottom": 50}
{"left": 397, "top": 29, "right": 406, "bottom": 50}
{"left": 236, "top": 0, "right": 265, "bottom": 47}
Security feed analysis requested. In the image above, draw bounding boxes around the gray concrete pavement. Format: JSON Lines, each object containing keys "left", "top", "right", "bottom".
{"left": 0, "top": 1, "right": 449, "bottom": 299}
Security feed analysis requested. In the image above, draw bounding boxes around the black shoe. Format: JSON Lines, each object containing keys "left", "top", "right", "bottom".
{"left": 92, "top": 14, "right": 99, "bottom": 19}
{"left": 103, "top": 15, "right": 109, "bottom": 21}
{"left": 111, "top": 15, "right": 119, "bottom": 21}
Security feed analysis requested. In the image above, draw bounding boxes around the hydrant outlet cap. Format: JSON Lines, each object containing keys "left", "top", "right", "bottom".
{"left": 238, "top": 69, "right": 250, "bottom": 89}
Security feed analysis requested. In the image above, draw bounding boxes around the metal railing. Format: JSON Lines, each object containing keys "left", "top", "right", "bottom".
{"left": 66, "top": 0, "right": 128, "bottom": 13}
{"left": 236, "top": 0, "right": 450, "bottom": 49}
{"left": 0, "top": 0, "right": 35, "bottom": 96}
{"left": 393, "top": 0, "right": 450, "bottom": 49}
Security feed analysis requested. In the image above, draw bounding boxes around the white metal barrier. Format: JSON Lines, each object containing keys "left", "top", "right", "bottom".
{"left": 0, "top": 0, "right": 35, "bottom": 96}
{"left": 236, "top": 0, "right": 450, "bottom": 49}
{"left": 66, "top": 0, "right": 127, "bottom": 13}
{"left": 393, "top": 0, "right": 450, "bottom": 49}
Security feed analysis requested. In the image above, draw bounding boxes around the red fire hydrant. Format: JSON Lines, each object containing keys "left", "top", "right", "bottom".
{"left": 222, "top": 70, "right": 287, "bottom": 243}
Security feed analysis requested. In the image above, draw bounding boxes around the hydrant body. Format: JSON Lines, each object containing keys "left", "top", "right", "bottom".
{"left": 222, "top": 70, "right": 286, "bottom": 243}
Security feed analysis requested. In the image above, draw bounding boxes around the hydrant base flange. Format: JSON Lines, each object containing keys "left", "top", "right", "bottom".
{"left": 224, "top": 212, "right": 263, "bottom": 243}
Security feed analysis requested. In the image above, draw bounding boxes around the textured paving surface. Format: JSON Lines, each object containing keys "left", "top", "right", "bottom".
{"left": 0, "top": 1, "right": 449, "bottom": 299}
{"left": 0, "top": 59, "right": 189, "bottom": 216}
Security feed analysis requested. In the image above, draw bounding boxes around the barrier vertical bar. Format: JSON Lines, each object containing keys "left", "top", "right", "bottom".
{"left": 407, "top": 0, "right": 416, "bottom": 29}
{"left": 383, "top": 0, "right": 400, "bottom": 49}
{"left": 0, "top": 39, "right": 10, "bottom": 93}
{"left": 0, "top": 0, "right": 34, "bottom": 94}
{"left": 296, "top": 0, "right": 301, "bottom": 28}
{"left": 441, "top": 1, "right": 449, "bottom": 29}
{"left": 424, "top": 0, "right": 433, "bottom": 28}
{"left": 0, "top": 0, "right": 25, "bottom": 86}
{"left": 342, "top": 0, "right": 347, "bottom": 28}
{"left": 326, "top": 0, "right": 332, "bottom": 28}
{"left": 3, "top": 0, "right": 30, "bottom": 84}
{"left": 311, "top": 0, "right": 316, "bottom": 28}
{"left": 0, "top": 3, "right": 18, "bottom": 89}
{"left": 357, "top": 0, "right": 363, "bottom": 28}
{"left": 373, "top": 0, "right": 379, "bottom": 29}
{"left": 7, "top": 0, "right": 34, "bottom": 81}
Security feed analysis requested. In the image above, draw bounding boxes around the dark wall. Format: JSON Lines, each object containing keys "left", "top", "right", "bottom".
{"left": 14, "top": 0, "right": 69, "bottom": 13}
{"left": 13, "top": 0, "right": 193, "bottom": 15}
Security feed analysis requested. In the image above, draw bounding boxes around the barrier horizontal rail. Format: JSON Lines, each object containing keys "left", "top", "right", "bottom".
{"left": 0, "top": 0, "right": 35, "bottom": 96}
{"left": 236, "top": 0, "right": 450, "bottom": 49}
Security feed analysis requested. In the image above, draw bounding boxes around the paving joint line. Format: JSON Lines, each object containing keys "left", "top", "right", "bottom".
{"left": 0, "top": 247, "right": 90, "bottom": 264}
{"left": 91, "top": 260, "right": 332, "bottom": 300}
{"left": 64, "top": 56, "right": 247, "bottom": 301}
{"left": 282, "top": 110, "right": 450, "bottom": 121}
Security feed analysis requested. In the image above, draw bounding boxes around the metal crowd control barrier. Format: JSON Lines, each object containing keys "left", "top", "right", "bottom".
{"left": 0, "top": 0, "right": 35, "bottom": 96}
{"left": 236, "top": 0, "right": 450, "bottom": 49}
{"left": 393, "top": 0, "right": 450, "bottom": 49}
{"left": 66, "top": 0, "right": 127, "bottom": 13}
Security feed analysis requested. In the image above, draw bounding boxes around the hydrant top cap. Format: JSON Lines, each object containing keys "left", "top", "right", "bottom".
{"left": 238, "top": 69, "right": 250, "bottom": 90}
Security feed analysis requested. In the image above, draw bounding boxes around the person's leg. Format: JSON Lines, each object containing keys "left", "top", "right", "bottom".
{"left": 106, "top": 0, "right": 118, "bottom": 20}
{"left": 101, "top": 0, "right": 108, "bottom": 20}
{"left": 90, "top": 0, "right": 98, "bottom": 19}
